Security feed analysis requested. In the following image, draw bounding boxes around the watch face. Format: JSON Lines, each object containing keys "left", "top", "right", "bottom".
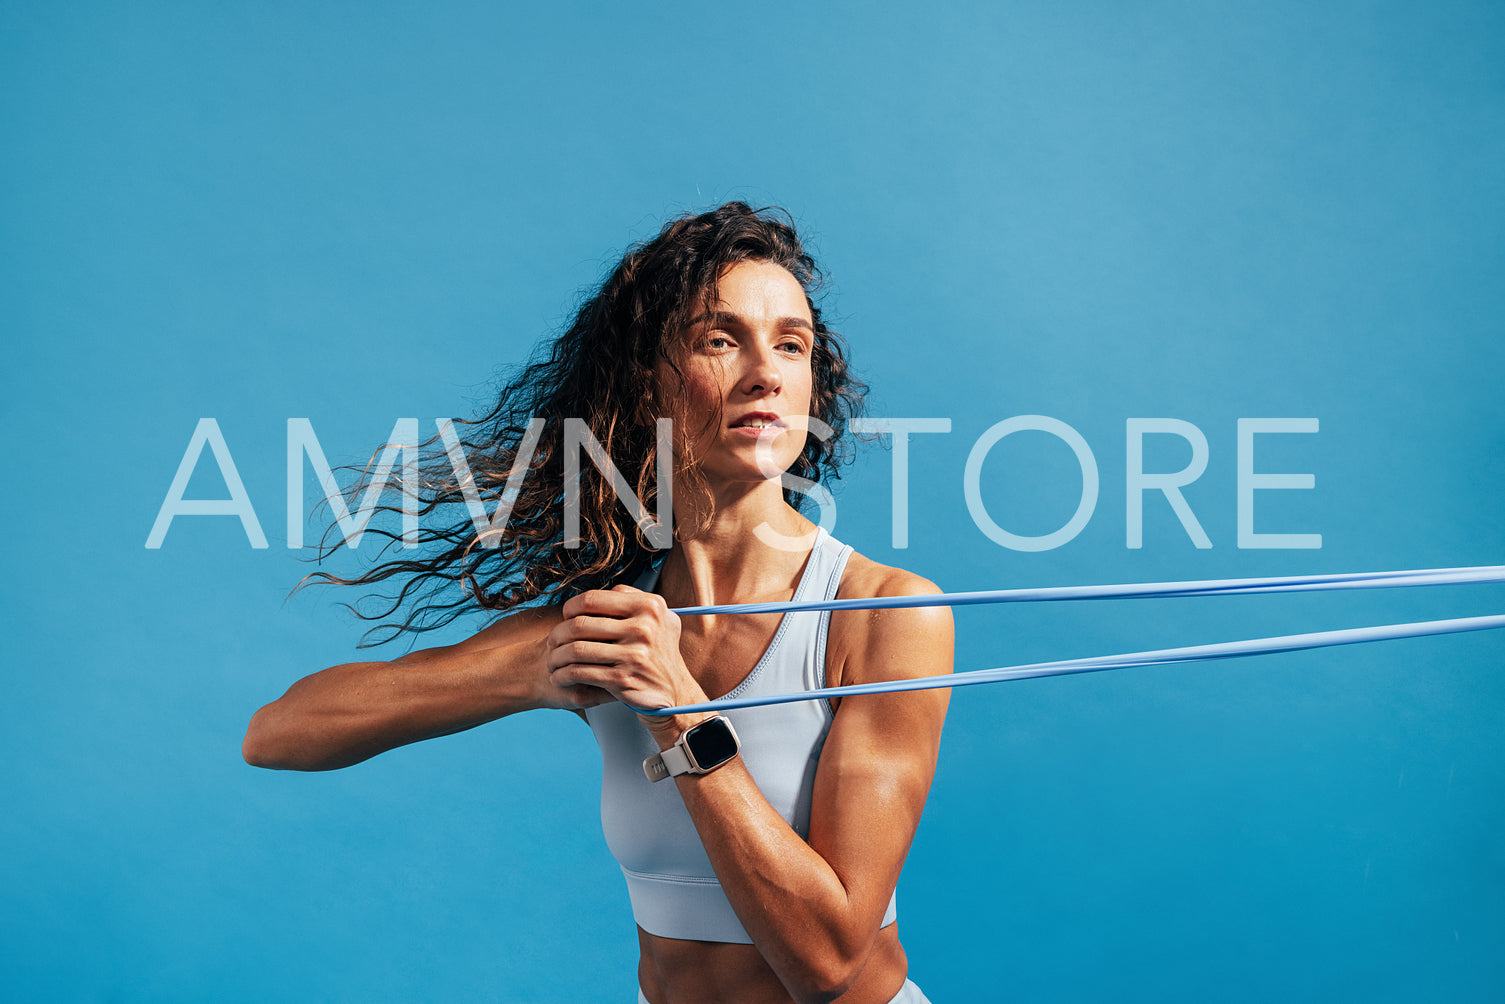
{"left": 685, "top": 716, "right": 739, "bottom": 770}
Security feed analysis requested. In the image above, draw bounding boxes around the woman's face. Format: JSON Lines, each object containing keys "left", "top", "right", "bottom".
{"left": 665, "top": 260, "right": 816, "bottom": 490}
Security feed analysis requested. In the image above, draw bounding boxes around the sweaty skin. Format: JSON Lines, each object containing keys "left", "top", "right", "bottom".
{"left": 245, "top": 261, "right": 952, "bottom": 1003}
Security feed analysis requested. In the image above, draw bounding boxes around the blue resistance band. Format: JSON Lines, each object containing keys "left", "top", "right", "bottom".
{"left": 643, "top": 565, "right": 1505, "bottom": 716}
{"left": 668, "top": 564, "right": 1505, "bottom": 617}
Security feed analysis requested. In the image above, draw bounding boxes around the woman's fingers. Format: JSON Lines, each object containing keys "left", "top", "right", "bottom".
{"left": 545, "top": 638, "right": 635, "bottom": 671}
{"left": 561, "top": 587, "right": 677, "bottom": 632}
{"left": 546, "top": 614, "right": 638, "bottom": 648}
{"left": 548, "top": 590, "right": 678, "bottom": 656}
{"left": 555, "top": 682, "right": 616, "bottom": 710}
{"left": 545, "top": 588, "right": 690, "bottom": 712}
{"left": 549, "top": 659, "right": 618, "bottom": 690}
{"left": 562, "top": 586, "right": 659, "bottom": 620}
{"left": 550, "top": 660, "right": 661, "bottom": 711}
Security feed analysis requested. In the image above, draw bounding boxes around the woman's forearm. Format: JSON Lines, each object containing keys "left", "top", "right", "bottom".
{"left": 672, "top": 762, "right": 902, "bottom": 1004}
{"left": 244, "top": 611, "right": 565, "bottom": 771}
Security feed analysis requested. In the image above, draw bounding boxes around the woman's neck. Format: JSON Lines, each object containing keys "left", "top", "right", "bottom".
{"left": 659, "top": 482, "right": 817, "bottom": 608}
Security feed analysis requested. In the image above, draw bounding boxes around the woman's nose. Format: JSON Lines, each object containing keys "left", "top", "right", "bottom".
{"left": 738, "top": 346, "right": 782, "bottom": 398}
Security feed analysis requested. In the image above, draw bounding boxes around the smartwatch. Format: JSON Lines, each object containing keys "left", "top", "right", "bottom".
{"left": 643, "top": 715, "right": 741, "bottom": 783}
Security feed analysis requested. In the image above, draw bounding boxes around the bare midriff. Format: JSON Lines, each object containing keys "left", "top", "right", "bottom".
{"left": 635, "top": 922, "right": 908, "bottom": 1004}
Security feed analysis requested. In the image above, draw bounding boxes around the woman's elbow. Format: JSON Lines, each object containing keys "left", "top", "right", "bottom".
{"left": 791, "top": 969, "right": 858, "bottom": 1004}
{"left": 788, "top": 944, "right": 868, "bottom": 1004}
{"left": 242, "top": 702, "right": 307, "bottom": 770}
{"left": 796, "top": 982, "right": 851, "bottom": 1004}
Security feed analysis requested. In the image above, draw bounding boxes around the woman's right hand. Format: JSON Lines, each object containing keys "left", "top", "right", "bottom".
{"left": 543, "top": 585, "right": 713, "bottom": 746}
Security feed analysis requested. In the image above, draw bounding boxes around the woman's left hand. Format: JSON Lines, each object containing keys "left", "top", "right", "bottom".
{"left": 543, "top": 585, "right": 708, "bottom": 740}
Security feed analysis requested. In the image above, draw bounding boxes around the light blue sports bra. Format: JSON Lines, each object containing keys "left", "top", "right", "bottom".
{"left": 583, "top": 528, "right": 898, "bottom": 943}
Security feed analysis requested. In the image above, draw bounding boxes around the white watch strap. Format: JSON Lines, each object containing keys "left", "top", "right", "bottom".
{"left": 643, "top": 741, "right": 692, "bottom": 783}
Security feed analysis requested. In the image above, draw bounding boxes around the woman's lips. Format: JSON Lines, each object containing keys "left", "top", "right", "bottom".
{"left": 729, "top": 425, "right": 783, "bottom": 438}
{"left": 728, "top": 416, "right": 786, "bottom": 437}
{"left": 729, "top": 412, "right": 784, "bottom": 428}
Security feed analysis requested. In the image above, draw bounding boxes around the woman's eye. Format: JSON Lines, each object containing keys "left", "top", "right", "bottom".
{"left": 779, "top": 340, "right": 806, "bottom": 355}
{"left": 706, "top": 335, "right": 731, "bottom": 349}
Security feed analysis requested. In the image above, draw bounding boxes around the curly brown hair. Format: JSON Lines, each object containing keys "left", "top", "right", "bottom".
{"left": 306, "top": 202, "right": 866, "bottom": 645}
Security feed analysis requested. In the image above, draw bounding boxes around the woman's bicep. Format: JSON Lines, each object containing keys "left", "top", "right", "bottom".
{"left": 806, "top": 600, "right": 952, "bottom": 924}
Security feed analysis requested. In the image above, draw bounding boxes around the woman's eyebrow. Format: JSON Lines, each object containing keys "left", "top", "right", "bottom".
{"left": 688, "top": 310, "right": 814, "bottom": 332}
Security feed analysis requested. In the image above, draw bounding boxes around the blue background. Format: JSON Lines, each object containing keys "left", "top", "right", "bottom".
{"left": 4, "top": 2, "right": 1503, "bottom": 1000}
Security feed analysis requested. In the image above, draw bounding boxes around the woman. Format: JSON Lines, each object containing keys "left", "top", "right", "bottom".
{"left": 244, "top": 203, "right": 953, "bottom": 1004}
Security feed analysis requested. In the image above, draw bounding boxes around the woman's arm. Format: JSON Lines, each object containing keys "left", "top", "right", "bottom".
{"left": 243, "top": 604, "right": 597, "bottom": 771}
{"left": 546, "top": 568, "right": 952, "bottom": 1003}
{"left": 685, "top": 568, "right": 950, "bottom": 1002}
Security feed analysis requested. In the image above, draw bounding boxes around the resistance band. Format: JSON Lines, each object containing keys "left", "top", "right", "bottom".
{"left": 643, "top": 565, "right": 1505, "bottom": 715}
{"left": 667, "top": 564, "right": 1505, "bottom": 617}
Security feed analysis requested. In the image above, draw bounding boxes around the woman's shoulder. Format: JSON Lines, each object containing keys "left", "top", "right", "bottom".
{"left": 826, "top": 548, "right": 953, "bottom": 689}
{"left": 835, "top": 547, "right": 943, "bottom": 602}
